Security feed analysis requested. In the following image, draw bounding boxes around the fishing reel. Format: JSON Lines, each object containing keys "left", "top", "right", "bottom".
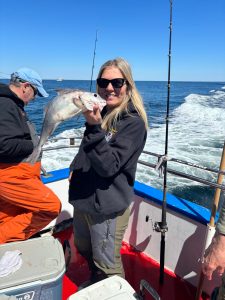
{"left": 145, "top": 216, "right": 168, "bottom": 233}
{"left": 154, "top": 221, "right": 168, "bottom": 233}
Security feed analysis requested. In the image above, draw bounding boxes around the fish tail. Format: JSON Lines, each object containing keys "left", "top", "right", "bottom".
{"left": 29, "top": 146, "right": 42, "bottom": 164}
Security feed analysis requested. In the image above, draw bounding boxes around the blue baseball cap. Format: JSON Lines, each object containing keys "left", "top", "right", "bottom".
{"left": 11, "top": 67, "right": 49, "bottom": 97}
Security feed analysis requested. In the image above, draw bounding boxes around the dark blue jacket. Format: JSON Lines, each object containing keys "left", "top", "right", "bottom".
{"left": 69, "top": 102, "right": 147, "bottom": 215}
{"left": 0, "top": 83, "right": 37, "bottom": 163}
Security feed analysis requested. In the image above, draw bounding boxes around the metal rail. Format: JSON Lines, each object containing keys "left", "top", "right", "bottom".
{"left": 42, "top": 145, "right": 79, "bottom": 151}
{"left": 40, "top": 138, "right": 225, "bottom": 192}
{"left": 143, "top": 150, "right": 225, "bottom": 175}
{"left": 138, "top": 160, "right": 225, "bottom": 191}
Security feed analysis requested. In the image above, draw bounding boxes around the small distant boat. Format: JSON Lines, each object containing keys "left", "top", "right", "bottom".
{"left": 56, "top": 78, "right": 63, "bottom": 82}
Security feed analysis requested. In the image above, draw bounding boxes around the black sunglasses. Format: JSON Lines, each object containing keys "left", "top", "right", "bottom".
{"left": 16, "top": 78, "right": 38, "bottom": 97}
{"left": 29, "top": 84, "right": 38, "bottom": 97}
{"left": 97, "top": 78, "right": 126, "bottom": 89}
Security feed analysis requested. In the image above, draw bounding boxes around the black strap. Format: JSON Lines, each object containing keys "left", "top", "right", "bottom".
{"left": 63, "top": 239, "right": 71, "bottom": 271}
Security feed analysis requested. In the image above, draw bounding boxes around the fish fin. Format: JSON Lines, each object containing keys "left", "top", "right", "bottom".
{"left": 74, "top": 97, "right": 85, "bottom": 110}
{"left": 82, "top": 99, "right": 95, "bottom": 111}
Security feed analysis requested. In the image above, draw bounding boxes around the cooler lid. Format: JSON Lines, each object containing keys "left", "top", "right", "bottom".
{"left": 0, "top": 236, "right": 65, "bottom": 290}
{"left": 68, "top": 275, "right": 138, "bottom": 300}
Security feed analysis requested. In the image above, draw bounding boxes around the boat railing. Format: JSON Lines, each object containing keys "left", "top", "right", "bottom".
{"left": 40, "top": 137, "right": 225, "bottom": 192}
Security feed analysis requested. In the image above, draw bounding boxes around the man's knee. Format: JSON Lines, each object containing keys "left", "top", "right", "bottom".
{"left": 46, "top": 193, "right": 61, "bottom": 216}
{"left": 52, "top": 197, "right": 61, "bottom": 215}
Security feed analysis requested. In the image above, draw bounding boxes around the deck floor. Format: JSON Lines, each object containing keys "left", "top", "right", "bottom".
{"left": 55, "top": 228, "right": 210, "bottom": 300}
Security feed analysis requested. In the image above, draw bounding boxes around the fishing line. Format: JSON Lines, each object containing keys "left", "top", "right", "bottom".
{"left": 0, "top": 72, "right": 10, "bottom": 79}
{"left": 89, "top": 30, "right": 98, "bottom": 92}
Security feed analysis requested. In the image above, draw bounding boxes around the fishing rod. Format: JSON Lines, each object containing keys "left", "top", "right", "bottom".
{"left": 89, "top": 30, "right": 98, "bottom": 92}
{"left": 0, "top": 72, "right": 10, "bottom": 79}
{"left": 154, "top": 0, "right": 173, "bottom": 285}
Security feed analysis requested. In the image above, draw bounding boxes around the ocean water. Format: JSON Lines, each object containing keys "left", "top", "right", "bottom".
{"left": 1, "top": 79, "right": 225, "bottom": 209}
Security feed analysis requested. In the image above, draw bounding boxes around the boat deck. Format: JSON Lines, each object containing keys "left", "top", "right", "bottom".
{"left": 56, "top": 227, "right": 210, "bottom": 300}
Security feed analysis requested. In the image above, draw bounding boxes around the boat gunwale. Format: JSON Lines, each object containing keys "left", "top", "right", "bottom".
{"left": 42, "top": 168, "right": 216, "bottom": 226}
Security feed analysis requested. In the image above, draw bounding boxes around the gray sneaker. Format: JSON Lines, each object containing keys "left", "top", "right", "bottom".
{"left": 77, "top": 280, "right": 93, "bottom": 291}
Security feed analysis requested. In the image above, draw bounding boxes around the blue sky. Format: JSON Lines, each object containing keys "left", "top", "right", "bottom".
{"left": 0, "top": 0, "right": 224, "bottom": 82}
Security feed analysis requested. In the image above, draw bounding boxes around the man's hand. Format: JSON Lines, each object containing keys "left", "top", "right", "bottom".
{"left": 202, "top": 233, "right": 225, "bottom": 280}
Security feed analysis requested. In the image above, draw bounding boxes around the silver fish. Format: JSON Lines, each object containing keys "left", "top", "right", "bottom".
{"left": 29, "top": 89, "right": 106, "bottom": 164}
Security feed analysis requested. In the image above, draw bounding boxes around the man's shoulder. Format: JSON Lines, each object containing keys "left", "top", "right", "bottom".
{"left": 0, "top": 94, "right": 15, "bottom": 104}
{"left": 0, "top": 83, "right": 10, "bottom": 95}
{"left": 0, "top": 83, "right": 8, "bottom": 88}
{"left": 0, "top": 85, "right": 24, "bottom": 110}
{"left": 0, "top": 83, "right": 12, "bottom": 101}
{"left": 0, "top": 94, "right": 19, "bottom": 115}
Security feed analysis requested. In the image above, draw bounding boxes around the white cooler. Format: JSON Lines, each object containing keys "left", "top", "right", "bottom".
{"left": 0, "top": 236, "right": 65, "bottom": 300}
{"left": 67, "top": 275, "right": 139, "bottom": 300}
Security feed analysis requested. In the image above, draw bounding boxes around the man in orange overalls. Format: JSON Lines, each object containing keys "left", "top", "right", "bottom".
{"left": 0, "top": 68, "right": 61, "bottom": 244}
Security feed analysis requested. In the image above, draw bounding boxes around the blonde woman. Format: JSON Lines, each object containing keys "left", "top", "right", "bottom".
{"left": 69, "top": 57, "right": 148, "bottom": 287}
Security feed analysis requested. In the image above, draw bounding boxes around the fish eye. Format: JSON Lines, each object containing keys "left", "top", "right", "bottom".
{"left": 94, "top": 93, "right": 97, "bottom": 97}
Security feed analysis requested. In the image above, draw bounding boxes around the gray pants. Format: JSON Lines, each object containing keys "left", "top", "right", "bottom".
{"left": 73, "top": 207, "right": 130, "bottom": 281}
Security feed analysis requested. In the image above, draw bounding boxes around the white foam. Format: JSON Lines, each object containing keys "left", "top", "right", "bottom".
{"left": 41, "top": 128, "right": 83, "bottom": 170}
{"left": 137, "top": 89, "right": 225, "bottom": 190}
{"left": 42, "top": 89, "right": 225, "bottom": 194}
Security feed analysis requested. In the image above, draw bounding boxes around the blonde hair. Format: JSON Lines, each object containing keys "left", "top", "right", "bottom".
{"left": 96, "top": 57, "right": 148, "bottom": 131}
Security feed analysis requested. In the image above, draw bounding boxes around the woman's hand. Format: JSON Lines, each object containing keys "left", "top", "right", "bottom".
{"left": 83, "top": 104, "right": 102, "bottom": 125}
